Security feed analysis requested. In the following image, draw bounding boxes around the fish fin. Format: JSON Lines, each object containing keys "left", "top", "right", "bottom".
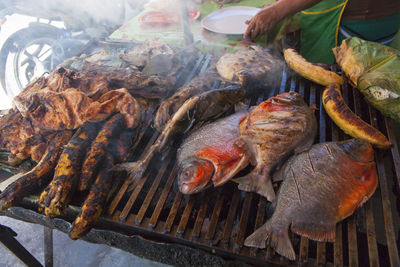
{"left": 213, "top": 156, "right": 249, "bottom": 187}
{"left": 233, "top": 173, "right": 276, "bottom": 202}
{"left": 291, "top": 221, "right": 336, "bottom": 242}
{"left": 294, "top": 138, "right": 314, "bottom": 154}
{"left": 244, "top": 221, "right": 296, "bottom": 260}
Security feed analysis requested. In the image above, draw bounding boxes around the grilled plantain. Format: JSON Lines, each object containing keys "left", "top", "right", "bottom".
{"left": 284, "top": 48, "right": 343, "bottom": 86}
{"left": 39, "top": 121, "right": 102, "bottom": 217}
{"left": 69, "top": 160, "right": 113, "bottom": 239}
{"left": 323, "top": 83, "right": 391, "bottom": 148}
{"left": 78, "top": 114, "right": 125, "bottom": 191}
{"left": 69, "top": 129, "right": 134, "bottom": 239}
{"left": 0, "top": 130, "right": 73, "bottom": 211}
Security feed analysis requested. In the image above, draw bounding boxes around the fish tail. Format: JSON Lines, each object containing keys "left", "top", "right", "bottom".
{"left": 234, "top": 175, "right": 276, "bottom": 202}
{"left": 245, "top": 220, "right": 295, "bottom": 260}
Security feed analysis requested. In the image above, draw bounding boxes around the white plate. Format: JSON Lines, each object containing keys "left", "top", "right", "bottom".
{"left": 201, "top": 6, "right": 260, "bottom": 35}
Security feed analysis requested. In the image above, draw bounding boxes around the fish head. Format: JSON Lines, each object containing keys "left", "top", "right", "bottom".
{"left": 178, "top": 157, "right": 214, "bottom": 194}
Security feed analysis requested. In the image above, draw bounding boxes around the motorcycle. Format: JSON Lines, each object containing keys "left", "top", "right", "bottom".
{"left": 0, "top": 0, "right": 142, "bottom": 98}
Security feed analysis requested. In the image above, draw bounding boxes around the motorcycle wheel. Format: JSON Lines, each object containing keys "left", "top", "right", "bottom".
{"left": 0, "top": 24, "right": 63, "bottom": 97}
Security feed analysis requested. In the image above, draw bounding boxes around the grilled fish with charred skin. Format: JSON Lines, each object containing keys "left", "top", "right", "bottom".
{"left": 244, "top": 139, "right": 378, "bottom": 260}
{"left": 114, "top": 85, "right": 247, "bottom": 188}
{"left": 216, "top": 46, "right": 283, "bottom": 89}
{"left": 177, "top": 110, "right": 248, "bottom": 194}
{"left": 0, "top": 130, "right": 73, "bottom": 211}
{"left": 235, "top": 92, "right": 317, "bottom": 201}
{"left": 154, "top": 68, "right": 222, "bottom": 132}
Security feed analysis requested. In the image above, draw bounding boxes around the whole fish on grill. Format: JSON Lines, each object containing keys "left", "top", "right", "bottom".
{"left": 114, "top": 85, "right": 247, "bottom": 187}
{"left": 235, "top": 92, "right": 317, "bottom": 201}
{"left": 154, "top": 67, "right": 222, "bottom": 132}
{"left": 216, "top": 46, "right": 283, "bottom": 90}
{"left": 177, "top": 110, "right": 248, "bottom": 194}
{"left": 244, "top": 139, "right": 378, "bottom": 260}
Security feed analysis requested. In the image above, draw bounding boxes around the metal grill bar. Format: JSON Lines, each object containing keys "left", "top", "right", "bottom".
{"left": 96, "top": 57, "right": 400, "bottom": 266}
{"left": 205, "top": 188, "right": 224, "bottom": 244}
{"left": 148, "top": 165, "right": 177, "bottom": 229}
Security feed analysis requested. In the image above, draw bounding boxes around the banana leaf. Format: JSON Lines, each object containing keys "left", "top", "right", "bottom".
{"left": 334, "top": 37, "right": 400, "bottom": 122}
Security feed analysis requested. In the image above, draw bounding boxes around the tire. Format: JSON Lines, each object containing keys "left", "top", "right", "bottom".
{"left": 0, "top": 24, "right": 63, "bottom": 97}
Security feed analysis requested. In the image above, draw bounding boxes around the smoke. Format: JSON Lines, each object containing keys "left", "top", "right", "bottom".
{"left": 5, "top": 0, "right": 148, "bottom": 35}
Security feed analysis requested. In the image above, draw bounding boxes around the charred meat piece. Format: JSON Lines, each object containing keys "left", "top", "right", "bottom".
{"left": 235, "top": 92, "right": 317, "bottom": 201}
{"left": 154, "top": 68, "right": 221, "bottom": 132}
{"left": 15, "top": 88, "right": 92, "bottom": 131}
{"left": 120, "top": 41, "right": 179, "bottom": 76}
{"left": 244, "top": 139, "right": 378, "bottom": 260}
{"left": 78, "top": 114, "right": 125, "bottom": 191}
{"left": 177, "top": 110, "right": 248, "bottom": 194}
{"left": 0, "top": 110, "right": 38, "bottom": 163}
{"left": 0, "top": 130, "right": 73, "bottom": 211}
{"left": 38, "top": 121, "right": 102, "bottom": 218}
{"left": 14, "top": 87, "right": 142, "bottom": 132}
{"left": 216, "top": 46, "right": 283, "bottom": 89}
{"left": 74, "top": 62, "right": 176, "bottom": 99}
{"left": 114, "top": 85, "right": 247, "bottom": 187}
{"left": 83, "top": 88, "right": 141, "bottom": 129}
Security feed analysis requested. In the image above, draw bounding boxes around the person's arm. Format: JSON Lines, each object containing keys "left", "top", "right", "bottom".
{"left": 244, "top": 0, "right": 322, "bottom": 40}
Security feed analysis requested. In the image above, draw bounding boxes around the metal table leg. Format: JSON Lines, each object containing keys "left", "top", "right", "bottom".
{"left": 44, "top": 226, "right": 53, "bottom": 267}
{"left": 0, "top": 223, "right": 43, "bottom": 267}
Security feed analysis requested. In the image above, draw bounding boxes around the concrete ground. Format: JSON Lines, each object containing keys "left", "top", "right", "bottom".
{"left": 0, "top": 216, "right": 169, "bottom": 267}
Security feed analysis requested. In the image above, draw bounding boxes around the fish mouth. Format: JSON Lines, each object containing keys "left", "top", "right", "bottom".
{"left": 178, "top": 157, "right": 215, "bottom": 194}
{"left": 179, "top": 180, "right": 213, "bottom": 194}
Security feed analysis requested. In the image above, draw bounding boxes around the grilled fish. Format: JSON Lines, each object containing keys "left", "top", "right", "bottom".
{"left": 154, "top": 68, "right": 221, "bottom": 132}
{"left": 177, "top": 110, "right": 248, "bottom": 194}
{"left": 114, "top": 85, "right": 247, "bottom": 187}
{"left": 216, "top": 46, "right": 283, "bottom": 89}
{"left": 235, "top": 92, "right": 317, "bottom": 201}
{"left": 244, "top": 139, "right": 378, "bottom": 260}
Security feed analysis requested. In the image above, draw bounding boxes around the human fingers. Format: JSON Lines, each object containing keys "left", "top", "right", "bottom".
{"left": 244, "top": 20, "right": 255, "bottom": 39}
{"left": 251, "top": 22, "right": 260, "bottom": 40}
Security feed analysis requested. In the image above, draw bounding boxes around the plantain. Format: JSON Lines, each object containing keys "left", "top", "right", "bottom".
{"left": 38, "top": 121, "right": 102, "bottom": 217}
{"left": 322, "top": 83, "right": 392, "bottom": 148}
{"left": 0, "top": 130, "right": 73, "bottom": 211}
{"left": 69, "top": 160, "right": 113, "bottom": 239}
{"left": 78, "top": 113, "right": 125, "bottom": 191}
{"left": 284, "top": 48, "right": 344, "bottom": 86}
{"left": 69, "top": 129, "right": 134, "bottom": 239}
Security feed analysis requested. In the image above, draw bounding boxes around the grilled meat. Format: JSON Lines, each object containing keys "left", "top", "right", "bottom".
{"left": 0, "top": 130, "right": 73, "bottom": 211}
{"left": 39, "top": 121, "right": 102, "bottom": 217}
{"left": 244, "top": 139, "right": 378, "bottom": 260}
{"left": 216, "top": 46, "right": 283, "bottom": 89}
{"left": 177, "top": 110, "right": 248, "bottom": 194}
{"left": 235, "top": 92, "right": 317, "bottom": 201}
{"left": 120, "top": 41, "right": 179, "bottom": 76}
{"left": 83, "top": 88, "right": 141, "bottom": 128}
{"left": 154, "top": 68, "right": 222, "bottom": 132}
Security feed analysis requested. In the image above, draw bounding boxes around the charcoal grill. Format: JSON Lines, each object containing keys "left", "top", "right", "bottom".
{"left": 2, "top": 47, "right": 400, "bottom": 267}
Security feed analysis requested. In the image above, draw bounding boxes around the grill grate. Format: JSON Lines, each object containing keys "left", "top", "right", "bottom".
{"left": 102, "top": 57, "right": 400, "bottom": 266}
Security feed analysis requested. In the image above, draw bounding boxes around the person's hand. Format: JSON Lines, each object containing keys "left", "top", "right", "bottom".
{"left": 244, "top": 5, "right": 282, "bottom": 40}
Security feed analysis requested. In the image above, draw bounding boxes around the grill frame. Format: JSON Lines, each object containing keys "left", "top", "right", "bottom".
{"left": 1, "top": 50, "right": 400, "bottom": 267}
